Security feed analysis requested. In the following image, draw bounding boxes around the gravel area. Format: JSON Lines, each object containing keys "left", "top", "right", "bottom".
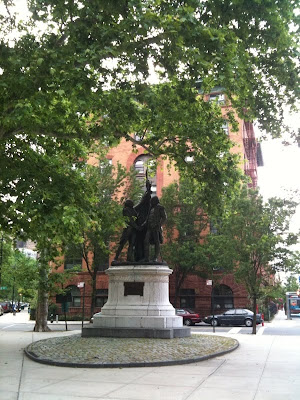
{"left": 25, "top": 334, "right": 238, "bottom": 368}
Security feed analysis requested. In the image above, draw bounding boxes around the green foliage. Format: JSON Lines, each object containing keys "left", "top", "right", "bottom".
{"left": 0, "top": 237, "right": 38, "bottom": 302}
{"left": 211, "top": 185, "right": 299, "bottom": 331}
{"left": 1, "top": 0, "right": 299, "bottom": 231}
{"left": 1, "top": 0, "right": 298, "bottom": 141}
{"left": 59, "top": 150, "right": 143, "bottom": 316}
{"left": 283, "top": 276, "right": 299, "bottom": 293}
{"left": 161, "top": 177, "right": 232, "bottom": 302}
{"left": 1, "top": 0, "right": 299, "bottom": 326}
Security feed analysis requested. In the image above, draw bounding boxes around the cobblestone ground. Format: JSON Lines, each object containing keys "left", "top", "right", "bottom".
{"left": 25, "top": 334, "right": 238, "bottom": 367}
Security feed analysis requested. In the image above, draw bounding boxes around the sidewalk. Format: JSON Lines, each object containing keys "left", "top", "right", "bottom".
{"left": 1, "top": 310, "right": 300, "bottom": 400}
{"left": 0, "top": 309, "right": 86, "bottom": 329}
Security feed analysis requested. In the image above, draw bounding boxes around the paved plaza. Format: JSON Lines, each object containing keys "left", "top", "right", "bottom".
{"left": 1, "top": 310, "right": 300, "bottom": 400}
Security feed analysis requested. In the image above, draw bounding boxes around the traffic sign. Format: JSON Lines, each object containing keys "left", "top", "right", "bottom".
{"left": 0, "top": 286, "right": 7, "bottom": 290}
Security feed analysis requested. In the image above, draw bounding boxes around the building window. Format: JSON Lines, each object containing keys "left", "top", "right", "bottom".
{"left": 185, "top": 155, "right": 194, "bottom": 163}
{"left": 209, "top": 93, "right": 225, "bottom": 105}
{"left": 179, "top": 289, "right": 195, "bottom": 309}
{"left": 222, "top": 120, "right": 229, "bottom": 135}
{"left": 210, "top": 221, "right": 218, "bottom": 234}
{"left": 212, "top": 284, "right": 234, "bottom": 311}
{"left": 95, "top": 289, "right": 108, "bottom": 308}
{"left": 64, "top": 244, "right": 82, "bottom": 270}
{"left": 66, "top": 285, "right": 81, "bottom": 307}
{"left": 134, "top": 155, "right": 157, "bottom": 196}
{"left": 99, "top": 159, "right": 112, "bottom": 176}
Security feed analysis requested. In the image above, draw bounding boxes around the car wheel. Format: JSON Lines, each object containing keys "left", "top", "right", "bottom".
{"left": 211, "top": 318, "right": 218, "bottom": 327}
{"left": 245, "top": 319, "right": 253, "bottom": 327}
{"left": 184, "top": 318, "right": 192, "bottom": 326}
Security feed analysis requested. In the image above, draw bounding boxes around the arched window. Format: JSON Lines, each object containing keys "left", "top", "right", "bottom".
{"left": 134, "top": 155, "right": 157, "bottom": 196}
{"left": 65, "top": 285, "right": 81, "bottom": 307}
{"left": 212, "top": 284, "right": 234, "bottom": 311}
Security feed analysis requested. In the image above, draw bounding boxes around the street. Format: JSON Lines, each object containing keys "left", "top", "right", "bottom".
{"left": 1, "top": 309, "right": 300, "bottom": 336}
{"left": 191, "top": 313, "right": 300, "bottom": 336}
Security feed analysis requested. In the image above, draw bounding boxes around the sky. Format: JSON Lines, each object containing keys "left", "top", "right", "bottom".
{"left": 257, "top": 112, "right": 300, "bottom": 236}
{"left": 257, "top": 113, "right": 300, "bottom": 284}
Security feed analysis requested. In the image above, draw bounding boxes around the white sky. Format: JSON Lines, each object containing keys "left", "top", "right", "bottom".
{"left": 257, "top": 110, "right": 300, "bottom": 237}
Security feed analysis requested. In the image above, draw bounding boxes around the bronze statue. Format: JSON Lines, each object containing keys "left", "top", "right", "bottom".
{"left": 143, "top": 196, "right": 167, "bottom": 262}
{"left": 113, "top": 180, "right": 151, "bottom": 263}
{"left": 113, "top": 178, "right": 167, "bottom": 264}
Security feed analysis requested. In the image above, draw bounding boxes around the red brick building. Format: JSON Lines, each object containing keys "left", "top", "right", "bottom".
{"left": 52, "top": 89, "right": 263, "bottom": 319}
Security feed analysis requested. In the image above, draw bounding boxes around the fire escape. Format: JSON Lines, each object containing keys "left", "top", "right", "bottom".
{"left": 243, "top": 121, "right": 258, "bottom": 188}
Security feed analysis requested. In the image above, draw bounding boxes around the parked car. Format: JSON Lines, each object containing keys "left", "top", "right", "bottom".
{"left": 0, "top": 301, "right": 12, "bottom": 313}
{"left": 202, "top": 308, "right": 262, "bottom": 327}
{"left": 0, "top": 305, "right": 3, "bottom": 316}
{"left": 175, "top": 309, "right": 201, "bottom": 326}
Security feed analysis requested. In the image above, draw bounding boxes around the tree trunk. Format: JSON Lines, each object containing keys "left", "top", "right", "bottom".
{"left": 90, "top": 267, "right": 97, "bottom": 318}
{"left": 34, "top": 257, "right": 50, "bottom": 332}
{"left": 252, "top": 295, "right": 257, "bottom": 335}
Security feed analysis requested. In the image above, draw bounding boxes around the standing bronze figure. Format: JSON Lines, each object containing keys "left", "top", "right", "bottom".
{"left": 143, "top": 196, "right": 167, "bottom": 262}
{"left": 113, "top": 180, "right": 151, "bottom": 263}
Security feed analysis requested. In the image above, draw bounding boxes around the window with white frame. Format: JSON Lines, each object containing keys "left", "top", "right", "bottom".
{"left": 209, "top": 93, "right": 225, "bottom": 105}
{"left": 222, "top": 120, "right": 229, "bottom": 135}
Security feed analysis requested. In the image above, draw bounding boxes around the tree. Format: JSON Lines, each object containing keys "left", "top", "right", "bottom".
{"left": 70, "top": 154, "right": 141, "bottom": 318}
{"left": 1, "top": 0, "right": 298, "bottom": 142}
{"left": 283, "top": 276, "right": 299, "bottom": 293}
{"left": 0, "top": 236, "right": 38, "bottom": 304}
{"left": 0, "top": 0, "right": 299, "bottom": 327}
{"left": 161, "top": 177, "right": 233, "bottom": 306}
{"left": 0, "top": 135, "right": 100, "bottom": 330}
{"left": 1, "top": 0, "right": 299, "bottom": 215}
{"left": 213, "top": 186, "right": 300, "bottom": 334}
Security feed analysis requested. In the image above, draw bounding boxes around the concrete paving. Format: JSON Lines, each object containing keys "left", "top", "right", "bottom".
{"left": 1, "top": 310, "right": 300, "bottom": 400}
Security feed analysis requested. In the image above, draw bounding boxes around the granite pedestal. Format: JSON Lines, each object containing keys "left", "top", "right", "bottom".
{"left": 82, "top": 264, "right": 190, "bottom": 339}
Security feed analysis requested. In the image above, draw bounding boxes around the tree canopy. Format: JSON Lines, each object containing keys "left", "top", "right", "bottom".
{"left": 1, "top": 1, "right": 299, "bottom": 181}
{"left": 161, "top": 177, "right": 230, "bottom": 304}
{"left": 211, "top": 186, "right": 300, "bottom": 333}
{"left": 1, "top": 0, "right": 299, "bottom": 140}
{"left": 0, "top": 236, "right": 38, "bottom": 303}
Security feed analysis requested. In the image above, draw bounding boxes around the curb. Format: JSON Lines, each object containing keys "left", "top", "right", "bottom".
{"left": 24, "top": 336, "right": 239, "bottom": 369}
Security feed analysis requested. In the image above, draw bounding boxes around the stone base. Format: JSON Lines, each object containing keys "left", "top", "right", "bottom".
{"left": 82, "top": 326, "right": 191, "bottom": 339}
{"left": 81, "top": 264, "right": 190, "bottom": 339}
{"left": 92, "top": 315, "right": 183, "bottom": 329}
